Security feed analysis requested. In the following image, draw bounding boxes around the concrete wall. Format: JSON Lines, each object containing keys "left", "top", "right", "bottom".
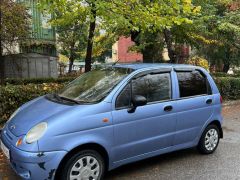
{"left": 3, "top": 53, "right": 58, "bottom": 79}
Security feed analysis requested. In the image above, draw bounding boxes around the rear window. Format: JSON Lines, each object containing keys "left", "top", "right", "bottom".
{"left": 177, "top": 70, "right": 211, "bottom": 98}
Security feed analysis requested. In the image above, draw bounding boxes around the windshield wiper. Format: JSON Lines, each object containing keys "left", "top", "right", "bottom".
{"left": 53, "top": 94, "right": 81, "bottom": 104}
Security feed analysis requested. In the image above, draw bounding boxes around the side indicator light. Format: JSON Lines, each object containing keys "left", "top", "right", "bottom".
{"left": 16, "top": 138, "right": 23, "bottom": 147}
{"left": 103, "top": 118, "right": 109, "bottom": 123}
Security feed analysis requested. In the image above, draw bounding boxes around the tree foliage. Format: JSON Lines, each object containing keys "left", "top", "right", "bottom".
{"left": 0, "top": 0, "right": 30, "bottom": 53}
{"left": 53, "top": 4, "right": 88, "bottom": 72}
{"left": 187, "top": 56, "right": 209, "bottom": 70}
{"left": 190, "top": 0, "right": 240, "bottom": 72}
{"left": 41, "top": 0, "right": 97, "bottom": 72}
{"left": 0, "top": 0, "right": 30, "bottom": 84}
{"left": 100, "top": 0, "right": 201, "bottom": 63}
{"left": 41, "top": 0, "right": 200, "bottom": 68}
{"left": 41, "top": 0, "right": 240, "bottom": 72}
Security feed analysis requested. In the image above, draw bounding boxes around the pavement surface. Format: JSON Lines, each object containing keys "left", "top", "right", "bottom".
{"left": 1, "top": 101, "right": 240, "bottom": 180}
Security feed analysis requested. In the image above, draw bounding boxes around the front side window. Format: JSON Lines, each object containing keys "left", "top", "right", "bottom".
{"left": 116, "top": 84, "right": 131, "bottom": 108}
{"left": 177, "top": 70, "right": 210, "bottom": 98}
{"left": 58, "top": 67, "right": 132, "bottom": 103}
{"left": 116, "top": 72, "right": 172, "bottom": 109}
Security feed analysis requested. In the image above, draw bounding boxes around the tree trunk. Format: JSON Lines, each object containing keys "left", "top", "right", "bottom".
{"left": 131, "top": 30, "right": 155, "bottom": 62}
{"left": 0, "top": 4, "right": 4, "bottom": 85}
{"left": 222, "top": 48, "right": 231, "bottom": 73}
{"left": 85, "top": 3, "right": 96, "bottom": 73}
{"left": 68, "top": 43, "right": 75, "bottom": 73}
{"left": 142, "top": 46, "right": 154, "bottom": 63}
{"left": 131, "top": 31, "right": 163, "bottom": 63}
{"left": 163, "top": 29, "right": 177, "bottom": 63}
{"left": 0, "top": 55, "right": 4, "bottom": 85}
{"left": 130, "top": 30, "right": 140, "bottom": 46}
{"left": 68, "top": 56, "right": 74, "bottom": 73}
{"left": 223, "top": 62, "right": 230, "bottom": 73}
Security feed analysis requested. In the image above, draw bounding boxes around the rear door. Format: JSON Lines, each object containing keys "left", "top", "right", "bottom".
{"left": 173, "top": 69, "right": 214, "bottom": 145}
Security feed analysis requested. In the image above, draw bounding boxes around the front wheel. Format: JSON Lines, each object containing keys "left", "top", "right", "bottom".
{"left": 60, "top": 150, "right": 105, "bottom": 180}
{"left": 198, "top": 124, "right": 220, "bottom": 154}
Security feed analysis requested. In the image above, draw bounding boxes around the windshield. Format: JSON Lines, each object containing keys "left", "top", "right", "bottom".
{"left": 58, "top": 67, "right": 132, "bottom": 103}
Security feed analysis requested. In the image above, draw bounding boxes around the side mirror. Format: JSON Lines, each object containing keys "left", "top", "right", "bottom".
{"left": 128, "top": 95, "right": 147, "bottom": 113}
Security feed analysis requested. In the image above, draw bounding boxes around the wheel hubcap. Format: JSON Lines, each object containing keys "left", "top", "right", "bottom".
{"left": 205, "top": 129, "right": 219, "bottom": 151}
{"left": 69, "top": 156, "right": 100, "bottom": 180}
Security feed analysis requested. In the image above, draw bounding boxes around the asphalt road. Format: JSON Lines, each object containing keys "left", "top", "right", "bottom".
{"left": 1, "top": 102, "right": 240, "bottom": 180}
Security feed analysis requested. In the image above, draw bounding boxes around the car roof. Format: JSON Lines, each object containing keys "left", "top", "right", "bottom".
{"left": 113, "top": 63, "right": 198, "bottom": 71}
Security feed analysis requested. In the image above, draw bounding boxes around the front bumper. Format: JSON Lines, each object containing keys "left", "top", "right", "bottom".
{"left": 0, "top": 129, "right": 67, "bottom": 180}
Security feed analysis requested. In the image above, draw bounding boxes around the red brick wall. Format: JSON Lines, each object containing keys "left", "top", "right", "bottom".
{"left": 117, "top": 37, "right": 143, "bottom": 63}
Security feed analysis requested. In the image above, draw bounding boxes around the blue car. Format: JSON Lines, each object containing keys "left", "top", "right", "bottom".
{"left": 0, "top": 64, "right": 223, "bottom": 180}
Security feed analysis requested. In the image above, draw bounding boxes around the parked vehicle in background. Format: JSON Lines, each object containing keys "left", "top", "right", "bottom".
{"left": 0, "top": 64, "right": 223, "bottom": 180}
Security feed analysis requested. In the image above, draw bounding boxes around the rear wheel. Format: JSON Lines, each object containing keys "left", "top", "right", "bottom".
{"left": 198, "top": 124, "right": 220, "bottom": 154}
{"left": 60, "top": 150, "right": 105, "bottom": 180}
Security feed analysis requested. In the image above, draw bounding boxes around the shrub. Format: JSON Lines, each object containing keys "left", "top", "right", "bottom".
{"left": 212, "top": 72, "right": 229, "bottom": 77}
{"left": 0, "top": 83, "right": 64, "bottom": 124}
{"left": 233, "top": 69, "right": 240, "bottom": 76}
{"left": 212, "top": 72, "right": 240, "bottom": 78}
{"left": 4, "top": 77, "right": 76, "bottom": 85}
{"left": 215, "top": 77, "right": 240, "bottom": 100}
{"left": 186, "top": 56, "right": 210, "bottom": 71}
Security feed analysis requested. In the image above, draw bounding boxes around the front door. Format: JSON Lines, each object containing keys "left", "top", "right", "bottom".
{"left": 112, "top": 70, "right": 177, "bottom": 162}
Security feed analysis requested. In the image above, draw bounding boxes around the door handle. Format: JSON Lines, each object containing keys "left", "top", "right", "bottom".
{"left": 206, "top": 99, "right": 213, "bottom": 104}
{"left": 164, "top": 105, "right": 173, "bottom": 112}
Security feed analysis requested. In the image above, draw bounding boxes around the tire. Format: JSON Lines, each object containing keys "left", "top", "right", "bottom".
{"left": 197, "top": 124, "right": 220, "bottom": 154}
{"left": 60, "top": 150, "right": 105, "bottom": 180}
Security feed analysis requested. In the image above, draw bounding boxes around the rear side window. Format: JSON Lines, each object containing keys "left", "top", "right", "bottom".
{"left": 116, "top": 73, "right": 171, "bottom": 109}
{"left": 177, "top": 70, "right": 211, "bottom": 98}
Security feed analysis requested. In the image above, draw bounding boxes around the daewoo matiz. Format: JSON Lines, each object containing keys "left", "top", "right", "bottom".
{"left": 0, "top": 64, "right": 223, "bottom": 180}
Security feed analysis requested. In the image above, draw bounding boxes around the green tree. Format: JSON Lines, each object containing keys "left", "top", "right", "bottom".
{"left": 57, "top": 22, "right": 88, "bottom": 73}
{"left": 48, "top": 1, "right": 88, "bottom": 72}
{"left": 42, "top": 0, "right": 98, "bottom": 72}
{"left": 136, "top": 0, "right": 240, "bottom": 70}
{"left": 91, "top": 32, "right": 115, "bottom": 63}
{"left": 0, "top": 0, "right": 30, "bottom": 84}
{"left": 100, "top": 0, "right": 200, "bottom": 63}
{"left": 190, "top": 0, "right": 240, "bottom": 72}
{"left": 42, "top": 0, "right": 199, "bottom": 70}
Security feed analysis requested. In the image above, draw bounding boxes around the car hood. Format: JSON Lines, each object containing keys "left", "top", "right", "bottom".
{"left": 7, "top": 96, "right": 77, "bottom": 137}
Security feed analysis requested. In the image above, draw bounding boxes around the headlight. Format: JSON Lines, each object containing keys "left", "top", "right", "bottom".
{"left": 26, "top": 122, "right": 48, "bottom": 144}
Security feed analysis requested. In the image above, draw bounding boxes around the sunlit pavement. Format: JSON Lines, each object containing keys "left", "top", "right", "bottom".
{"left": 1, "top": 101, "right": 240, "bottom": 180}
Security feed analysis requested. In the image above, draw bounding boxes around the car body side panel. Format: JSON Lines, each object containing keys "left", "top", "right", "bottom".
{"left": 172, "top": 68, "right": 222, "bottom": 146}
{"left": 195, "top": 97, "right": 223, "bottom": 143}
{"left": 173, "top": 95, "right": 214, "bottom": 145}
{"left": 111, "top": 135, "right": 197, "bottom": 170}
{"left": 111, "top": 102, "right": 177, "bottom": 162}
{"left": 111, "top": 69, "right": 177, "bottom": 162}
{"left": 37, "top": 102, "right": 114, "bottom": 153}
